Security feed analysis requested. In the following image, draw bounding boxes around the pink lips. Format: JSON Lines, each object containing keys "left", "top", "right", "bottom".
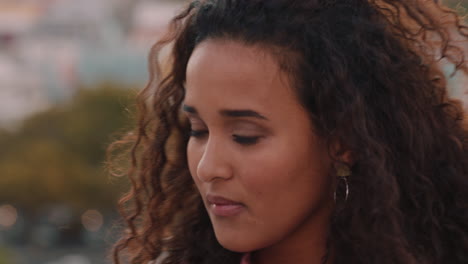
{"left": 206, "top": 194, "right": 245, "bottom": 217}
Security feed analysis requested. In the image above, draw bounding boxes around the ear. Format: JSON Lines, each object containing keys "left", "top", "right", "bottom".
{"left": 329, "top": 139, "right": 355, "bottom": 166}
{"left": 340, "top": 149, "right": 355, "bottom": 166}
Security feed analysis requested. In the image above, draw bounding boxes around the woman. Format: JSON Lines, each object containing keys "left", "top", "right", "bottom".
{"left": 109, "top": 0, "right": 468, "bottom": 263}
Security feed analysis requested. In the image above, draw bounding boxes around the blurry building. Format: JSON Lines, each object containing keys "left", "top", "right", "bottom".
{"left": 0, "top": 0, "right": 182, "bottom": 129}
{"left": 129, "top": 1, "right": 182, "bottom": 50}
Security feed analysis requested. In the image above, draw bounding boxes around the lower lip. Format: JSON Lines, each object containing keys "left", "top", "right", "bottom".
{"left": 210, "top": 204, "right": 245, "bottom": 217}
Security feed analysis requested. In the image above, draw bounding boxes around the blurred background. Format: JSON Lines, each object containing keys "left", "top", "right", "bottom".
{"left": 0, "top": 0, "right": 183, "bottom": 263}
{"left": 0, "top": 0, "right": 466, "bottom": 264}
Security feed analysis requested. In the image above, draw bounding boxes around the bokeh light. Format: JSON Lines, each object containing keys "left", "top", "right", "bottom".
{"left": 81, "top": 209, "right": 103, "bottom": 232}
{"left": 0, "top": 204, "right": 18, "bottom": 228}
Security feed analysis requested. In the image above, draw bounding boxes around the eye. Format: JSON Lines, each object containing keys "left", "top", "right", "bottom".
{"left": 232, "top": 135, "right": 261, "bottom": 145}
{"left": 189, "top": 129, "right": 208, "bottom": 138}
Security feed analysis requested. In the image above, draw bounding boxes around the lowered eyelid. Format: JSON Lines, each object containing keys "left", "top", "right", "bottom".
{"left": 228, "top": 122, "right": 269, "bottom": 135}
{"left": 187, "top": 117, "right": 206, "bottom": 128}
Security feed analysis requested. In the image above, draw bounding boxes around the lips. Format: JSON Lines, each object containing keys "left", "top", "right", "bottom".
{"left": 206, "top": 194, "right": 241, "bottom": 205}
{"left": 206, "top": 194, "right": 245, "bottom": 217}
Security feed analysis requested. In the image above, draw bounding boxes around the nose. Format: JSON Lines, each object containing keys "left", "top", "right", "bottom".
{"left": 196, "top": 136, "right": 233, "bottom": 182}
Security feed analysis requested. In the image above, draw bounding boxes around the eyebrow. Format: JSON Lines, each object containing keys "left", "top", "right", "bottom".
{"left": 182, "top": 104, "right": 268, "bottom": 120}
{"left": 183, "top": 104, "right": 197, "bottom": 113}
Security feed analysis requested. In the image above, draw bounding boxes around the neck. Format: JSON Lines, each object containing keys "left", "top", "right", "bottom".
{"left": 252, "top": 242, "right": 329, "bottom": 264}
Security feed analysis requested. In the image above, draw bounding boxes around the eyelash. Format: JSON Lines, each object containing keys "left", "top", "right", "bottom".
{"left": 189, "top": 129, "right": 208, "bottom": 138}
{"left": 189, "top": 130, "right": 260, "bottom": 146}
{"left": 232, "top": 135, "right": 260, "bottom": 145}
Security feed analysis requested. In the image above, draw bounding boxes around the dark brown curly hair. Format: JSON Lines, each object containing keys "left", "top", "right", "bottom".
{"left": 108, "top": 0, "right": 468, "bottom": 263}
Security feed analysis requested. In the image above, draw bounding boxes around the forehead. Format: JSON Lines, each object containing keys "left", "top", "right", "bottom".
{"left": 185, "top": 39, "right": 296, "bottom": 109}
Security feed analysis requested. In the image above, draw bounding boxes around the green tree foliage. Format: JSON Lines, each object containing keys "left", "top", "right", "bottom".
{"left": 0, "top": 247, "right": 12, "bottom": 264}
{"left": 0, "top": 83, "right": 135, "bottom": 212}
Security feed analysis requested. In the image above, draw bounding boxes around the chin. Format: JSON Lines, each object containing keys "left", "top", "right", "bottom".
{"left": 214, "top": 229, "right": 268, "bottom": 253}
{"left": 217, "top": 238, "right": 257, "bottom": 253}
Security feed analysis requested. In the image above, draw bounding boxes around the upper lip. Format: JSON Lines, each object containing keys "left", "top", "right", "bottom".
{"left": 206, "top": 194, "right": 242, "bottom": 205}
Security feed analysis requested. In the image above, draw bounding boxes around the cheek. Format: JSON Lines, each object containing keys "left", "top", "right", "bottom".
{"left": 243, "top": 157, "right": 330, "bottom": 203}
{"left": 240, "top": 139, "right": 332, "bottom": 216}
{"left": 230, "top": 143, "right": 332, "bottom": 250}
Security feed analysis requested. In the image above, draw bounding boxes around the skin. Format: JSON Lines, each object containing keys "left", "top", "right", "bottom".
{"left": 184, "top": 39, "right": 335, "bottom": 264}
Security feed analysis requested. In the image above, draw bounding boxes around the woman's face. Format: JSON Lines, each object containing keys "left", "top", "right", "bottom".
{"left": 184, "top": 39, "right": 334, "bottom": 253}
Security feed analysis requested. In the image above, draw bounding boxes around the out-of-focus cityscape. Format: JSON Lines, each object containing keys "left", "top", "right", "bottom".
{"left": 0, "top": 0, "right": 183, "bottom": 263}
{"left": 0, "top": 0, "right": 184, "bottom": 128}
{"left": 0, "top": 0, "right": 466, "bottom": 264}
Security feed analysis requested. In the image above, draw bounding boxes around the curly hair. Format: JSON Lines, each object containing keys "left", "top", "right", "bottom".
{"left": 108, "top": 0, "right": 468, "bottom": 263}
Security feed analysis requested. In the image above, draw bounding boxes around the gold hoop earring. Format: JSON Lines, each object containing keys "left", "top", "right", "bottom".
{"left": 333, "top": 163, "right": 351, "bottom": 202}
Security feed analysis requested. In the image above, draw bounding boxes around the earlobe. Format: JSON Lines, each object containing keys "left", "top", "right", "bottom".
{"left": 329, "top": 140, "right": 355, "bottom": 166}
{"left": 341, "top": 150, "right": 355, "bottom": 167}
